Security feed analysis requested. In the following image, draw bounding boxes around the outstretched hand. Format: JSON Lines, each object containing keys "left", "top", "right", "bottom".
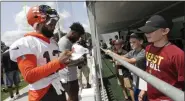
{"left": 58, "top": 50, "right": 72, "bottom": 64}
{"left": 105, "top": 49, "right": 112, "bottom": 54}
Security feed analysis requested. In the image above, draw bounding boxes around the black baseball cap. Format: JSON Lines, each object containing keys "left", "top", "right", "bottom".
{"left": 139, "top": 15, "right": 173, "bottom": 33}
{"left": 114, "top": 39, "right": 124, "bottom": 45}
{"left": 130, "top": 33, "right": 143, "bottom": 40}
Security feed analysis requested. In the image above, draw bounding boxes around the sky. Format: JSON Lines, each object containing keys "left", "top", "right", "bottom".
{"left": 1, "top": 1, "right": 90, "bottom": 46}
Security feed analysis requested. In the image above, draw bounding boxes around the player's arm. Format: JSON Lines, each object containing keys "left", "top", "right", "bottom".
{"left": 17, "top": 54, "right": 65, "bottom": 84}
{"left": 66, "top": 57, "right": 85, "bottom": 67}
{"left": 17, "top": 51, "right": 71, "bottom": 84}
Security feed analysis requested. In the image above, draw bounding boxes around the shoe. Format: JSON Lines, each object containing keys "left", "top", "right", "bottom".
{"left": 123, "top": 97, "right": 131, "bottom": 101}
{"left": 9, "top": 97, "right": 15, "bottom": 101}
{"left": 86, "top": 83, "right": 91, "bottom": 88}
{"left": 2, "top": 88, "right": 5, "bottom": 92}
{"left": 125, "top": 99, "right": 131, "bottom": 101}
{"left": 14, "top": 93, "right": 21, "bottom": 99}
{"left": 79, "top": 87, "right": 83, "bottom": 92}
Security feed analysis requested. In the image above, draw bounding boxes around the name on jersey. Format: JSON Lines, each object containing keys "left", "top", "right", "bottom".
{"left": 146, "top": 52, "right": 164, "bottom": 72}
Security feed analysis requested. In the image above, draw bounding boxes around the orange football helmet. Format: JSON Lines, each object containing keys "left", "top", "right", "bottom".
{"left": 27, "top": 5, "right": 59, "bottom": 27}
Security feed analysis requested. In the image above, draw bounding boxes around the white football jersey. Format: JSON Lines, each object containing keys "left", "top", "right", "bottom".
{"left": 9, "top": 36, "right": 60, "bottom": 65}
{"left": 9, "top": 35, "right": 61, "bottom": 90}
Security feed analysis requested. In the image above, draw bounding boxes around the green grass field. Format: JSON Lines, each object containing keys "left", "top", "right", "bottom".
{"left": 1, "top": 75, "right": 28, "bottom": 101}
{"left": 101, "top": 56, "right": 125, "bottom": 101}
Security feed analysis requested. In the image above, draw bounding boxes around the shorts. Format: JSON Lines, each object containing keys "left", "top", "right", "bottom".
{"left": 123, "top": 77, "right": 132, "bottom": 88}
{"left": 77, "top": 65, "right": 90, "bottom": 79}
{"left": 116, "top": 65, "right": 131, "bottom": 77}
{"left": 5, "top": 70, "right": 20, "bottom": 87}
{"left": 41, "top": 85, "right": 66, "bottom": 101}
{"left": 62, "top": 79, "right": 79, "bottom": 101}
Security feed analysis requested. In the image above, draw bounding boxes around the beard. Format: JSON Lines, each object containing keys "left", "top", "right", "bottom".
{"left": 41, "top": 27, "right": 54, "bottom": 38}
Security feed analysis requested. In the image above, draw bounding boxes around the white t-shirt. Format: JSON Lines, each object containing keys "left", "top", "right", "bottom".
{"left": 10, "top": 36, "right": 59, "bottom": 65}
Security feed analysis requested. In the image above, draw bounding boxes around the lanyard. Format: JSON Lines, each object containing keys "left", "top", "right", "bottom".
{"left": 147, "top": 42, "right": 170, "bottom": 74}
{"left": 148, "top": 41, "right": 170, "bottom": 55}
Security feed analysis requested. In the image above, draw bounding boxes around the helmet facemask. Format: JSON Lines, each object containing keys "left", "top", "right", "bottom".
{"left": 38, "top": 5, "right": 60, "bottom": 38}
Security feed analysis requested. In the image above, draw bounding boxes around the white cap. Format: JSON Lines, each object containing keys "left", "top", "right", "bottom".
{"left": 70, "top": 44, "right": 89, "bottom": 60}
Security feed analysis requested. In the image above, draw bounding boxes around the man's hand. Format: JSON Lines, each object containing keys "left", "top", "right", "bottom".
{"left": 58, "top": 50, "right": 72, "bottom": 64}
{"left": 138, "top": 90, "right": 146, "bottom": 101}
{"left": 105, "top": 50, "right": 112, "bottom": 54}
{"left": 65, "top": 56, "right": 85, "bottom": 67}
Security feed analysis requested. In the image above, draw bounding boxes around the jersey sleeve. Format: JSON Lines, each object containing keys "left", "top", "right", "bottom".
{"left": 17, "top": 54, "right": 65, "bottom": 84}
{"left": 9, "top": 37, "right": 35, "bottom": 62}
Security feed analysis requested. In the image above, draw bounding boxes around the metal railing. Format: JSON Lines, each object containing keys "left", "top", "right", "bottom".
{"left": 101, "top": 48, "right": 184, "bottom": 101}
